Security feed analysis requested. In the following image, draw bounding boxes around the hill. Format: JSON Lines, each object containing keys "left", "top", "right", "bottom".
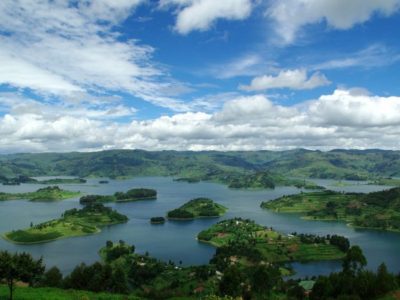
{"left": 1, "top": 149, "right": 400, "bottom": 187}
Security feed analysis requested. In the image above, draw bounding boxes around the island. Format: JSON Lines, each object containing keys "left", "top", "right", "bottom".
{"left": 167, "top": 198, "right": 227, "bottom": 220}
{"left": 0, "top": 175, "right": 86, "bottom": 185}
{"left": 0, "top": 186, "right": 80, "bottom": 202}
{"left": 79, "top": 188, "right": 157, "bottom": 205}
{"left": 3, "top": 203, "right": 128, "bottom": 244}
{"left": 150, "top": 217, "right": 165, "bottom": 224}
{"left": 173, "top": 177, "right": 201, "bottom": 183}
{"left": 261, "top": 187, "right": 400, "bottom": 232}
{"left": 198, "top": 218, "right": 348, "bottom": 266}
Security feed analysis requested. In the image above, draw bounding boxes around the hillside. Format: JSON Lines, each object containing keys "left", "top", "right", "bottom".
{"left": 1, "top": 149, "right": 400, "bottom": 186}
{"left": 261, "top": 188, "right": 400, "bottom": 232}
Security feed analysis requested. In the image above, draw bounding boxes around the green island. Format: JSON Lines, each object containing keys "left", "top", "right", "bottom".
{"left": 0, "top": 186, "right": 80, "bottom": 202}
{"left": 368, "top": 177, "right": 400, "bottom": 186}
{"left": 150, "top": 216, "right": 166, "bottom": 224}
{"left": 197, "top": 218, "right": 347, "bottom": 266}
{"left": 2, "top": 203, "right": 128, "bottom": 244}
{"left": 0, "top": 175, "right": 86, "bottom": 185}
{"left": 79, "top": 188, "right": 157, "bottom": 205}
{"left": 261, "top": 188, "right": 400, "bottom": 232}
{"left": 167, "top": 198, "right": 227, "bottom": 220}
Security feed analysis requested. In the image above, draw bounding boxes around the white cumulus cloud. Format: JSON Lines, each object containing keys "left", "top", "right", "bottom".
{"left": 267, "top": 0, "right": 400, "bottom": 44}
{"left": 239, "top": 69, "right": 331, "bottom": 91}
{"left": 160, "top": 0, "right": 254, "bottom": 34}
{"left": 2, "top": 89, "right": 400, "bottom": 152}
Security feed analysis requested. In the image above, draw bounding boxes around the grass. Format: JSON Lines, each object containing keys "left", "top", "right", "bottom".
{"left": 3, "top": 204, "right": 128, "bottom": 244}
{"left": 261, "top": 188, "right": 400, "bottom": 232}
{"left": 0, "top": 285, "right": 141, "bottom": 300}
{"left": 0, "top": 186, "right": 80, "bottom": 202}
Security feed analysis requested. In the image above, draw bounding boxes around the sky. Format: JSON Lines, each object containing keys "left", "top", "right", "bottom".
{"left": 1, "top": 0, "right": 400, "bottom": 153}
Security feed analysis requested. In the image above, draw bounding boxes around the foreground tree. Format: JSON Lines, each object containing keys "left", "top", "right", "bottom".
{"left": 0, "top": 251, "right": 45, "bottom": 300}
{"left": 41, "top": 266, "right": 63, "bottom": 287}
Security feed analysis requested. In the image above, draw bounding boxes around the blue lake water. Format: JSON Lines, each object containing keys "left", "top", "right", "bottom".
{"left": 0, "top": 177, "right": 399, "bottom": 278}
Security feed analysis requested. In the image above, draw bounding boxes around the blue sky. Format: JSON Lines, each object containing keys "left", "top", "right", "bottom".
{"left": 0, "top": 0, "right": 400, "bottom": 152}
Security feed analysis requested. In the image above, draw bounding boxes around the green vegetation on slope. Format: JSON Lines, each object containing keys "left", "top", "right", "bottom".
{"left": 167, "top": 198, "right": 227, "bottom": 220}
{"left": 3, "top": 203, "right": 128, "bottom": 244}
{"left": 261, "top": 188, "right": 400, "bottom": 232}
{"left": 79, "top": 188, "right": 157, "bottom": 205}
{"left": 0, "top": 285, "right": 142, "bottom": 300}
{"left": 3, "top": 149, "right": 400, "bottom": 188}
{"left": 198, "top": 218, "right": 347, "bottom": 265}
{"left": 0, "top": 186, "right": 80, "bottom": 202}
{"left": 0, "top": 175, "right": 86, "bottom": 185}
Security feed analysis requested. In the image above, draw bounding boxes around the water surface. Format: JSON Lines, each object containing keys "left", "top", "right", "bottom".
{"left": 0, "top": 177, "right": 398, "bottom": 277}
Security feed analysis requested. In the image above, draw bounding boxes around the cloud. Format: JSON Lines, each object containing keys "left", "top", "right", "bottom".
{"left": 0, "top": 0, "right": 192, "bottom": 111}
{"left": 309, "top": 89, "right": 400, "bottom": 127}
{"left": 2, "top": 89, "right": 400, "bottom": 152}
{"left": 208, "top": 54, "right": 278, "bottom": 79}
{"left": 267, "top": 0, "right": 400, "bottom": 44}
{"left": 239, "top": 69, "right": 331, "bottom": 91}
{"left": 160, "top": 0, "right": 254, "bottom": 34}
{"left": 312, "top": 44, "right": 400, "bottom": 70}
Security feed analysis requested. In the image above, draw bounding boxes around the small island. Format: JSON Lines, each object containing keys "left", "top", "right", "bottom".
{"left": 167, "top": 198, "right": 227, "bottom": 220}
{"left": 0, "top": 186, "right": 80, "bottom": 202}
{"left": 261, "top": 188, "right": 400, "bottom": 232}
{"left": 198, "top": 218, "right": 348, "bottom": 266}
{"left": 150, "top": 217, "right": 165, "bottom": 224}
{"left": 173, "top": 177, "right": 201, "bottom": 183}
{"left": 79, "top": 188, "right": 157, "bottom": 205}
{"left": 3, "top": 203, "right": 128, "bottom": 244}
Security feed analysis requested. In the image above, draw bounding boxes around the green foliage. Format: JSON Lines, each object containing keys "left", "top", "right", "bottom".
{"left": 80, "top": 188, "right": 157, "bottom": 205}
{"left": 167, "top": 198, "right": 227, "bottom": 220}
{"left": 41, "top": 266, "right": 63, "bottom": 288}
{"left": 0, "top": 186, "right": 80, "bottom": 202}
{"left": 310, "top": 249, "right": 398, "bottom": 300}
{"left": 114, "top": 188, "right": 156, "bottom": 202}
{"left": 201, "top": 218, "right": 346, "bottom": 268}
{"left": 4, "top": 204, "right": 128, "bottom": 244}
{"left": 262, "top": 188, "right": 400, "bottom": 232}
{"left": 150, "top": 217, "right": 165, "bottom": 224}
{"left": 0, "top": 251, "right": 45, "bottom": 300}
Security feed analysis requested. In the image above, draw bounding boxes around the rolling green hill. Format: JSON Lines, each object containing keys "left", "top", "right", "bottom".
{"left": 1, "top": 149, "right": 400, "bottom": 187}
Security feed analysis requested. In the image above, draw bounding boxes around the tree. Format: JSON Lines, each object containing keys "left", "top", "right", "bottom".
{"left": 42, "top": 266, "right": 63, "bottom": 287}
{"left": 0, "top": 251, "right": 45, "bottom": 300}
{"left": 110, "top": 265, "right": 128, "bottom": 294}
{"left": 342, "top": 246, "right": 367, "bottom": 274}
{"left": 376, "top": 263, "right": 398, "bottom": 295}
{"left": 219, "top": 265, "right": 244, "bottom": 297}
{"left": 251, "top": 265, "right": 281, "bottom": 295}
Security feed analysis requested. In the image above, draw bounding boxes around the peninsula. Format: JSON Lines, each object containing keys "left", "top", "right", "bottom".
{"left": 198, "top": 218, "right": 348, "bottom": 265}
{"left": 261, "top": 188, "right": 400, "bottom": 232}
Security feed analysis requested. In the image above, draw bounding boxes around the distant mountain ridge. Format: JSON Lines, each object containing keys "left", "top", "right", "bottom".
{"left": 1, "top": 149, "right": 400, "bottom": 185}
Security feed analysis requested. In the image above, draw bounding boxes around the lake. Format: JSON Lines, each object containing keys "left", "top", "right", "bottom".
{"left": 0, "top": 177, "right": 399, "bottom": 278}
